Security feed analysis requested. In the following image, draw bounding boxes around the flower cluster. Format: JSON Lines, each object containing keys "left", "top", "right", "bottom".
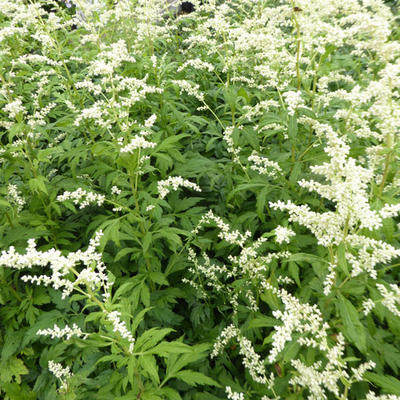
{"left": 3, "top": 97, "right": 26, "bottom": 119}
{"left": 282, "top": 91, "right": 306, "bottom": 116}
{"left": 48, "top": 360, "right": 72, "bottom": 391}
{"left": 57, "top": 188, "right": 105, "bottom": 209}
{"left": 226, "top": 387, "right": 244, "bottom": 400}
{"left": 38, "top": 323, "right": 88, "bottom": 341}
{"left": 177, "top": 58, "right": 215, "bottom": 72}
{"left": 157, "top": 176, "right": 201, "bottom": 199}
{"left": 192, "top": 210, "right": 251, "bottom": 247}
{"left": 171, "top": 80, "right": 204, "bottom": 101}
{"left": 248, "top": 152, "right": 282, "bottom": 177}
{"left": 7, "top": 183, "right": 26, "bottom": 212}
{"left": 366, "top": 394, "right": 400, "bottom": 400}
{"left": 274, "top": 225, "right": 295, "bottom": 244}
{"left": 106, "top": 311, "right": 135, "bottom": 353}
{"left": 120, "top": 135, "right": 156, "bottom": 153}
{"left": 376, "top": 283, "right": 400, "bottom": 318}
{"left": 223, "top": 126, "right": 241, "bottom": 163}
{"left": 0, "top": 230, "right": 109, "bottom": 299}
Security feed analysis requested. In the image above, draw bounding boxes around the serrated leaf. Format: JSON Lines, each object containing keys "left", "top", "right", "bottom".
{"left": 248, "top": 316, "right": 279, "bottom": 329}
{"left": 364, "top": 372, "right": 400, "bottom": 395}
{"left": 28, "top": 177, "right": 48, "bottom": 195}
{"left": 135, "top": 328, "right": 174, "bottom": 352}
{"left": 160, "top": 387, "right": 182, "bottom": 400}
{"left": 289, "top": 253, "right": 329, "bottom": 265}
{"left": 337, "top": 295, "right": 366, "bottom": 353}
{"left": 142, "top": 231, "right": 152, "bottom": 253}
{"left": 149, "top": 271, "right": 169, "bottom": 286}
{"left": 139, "top": 355, "right": 159, "bottom": 384}
{"left": 337, "top": 243, "right": 350, "bottom": 276}
{"left": 0, "top": 356, "right": 28, "bottom": 384}
{"left": 175, "top": 370, "right": 220, "bottom": 387}
{"left": 289, "top": 261, "right": 301, "bottom": 286}
{"left": 147, "top": 342, "right": 192, "bottom": 356}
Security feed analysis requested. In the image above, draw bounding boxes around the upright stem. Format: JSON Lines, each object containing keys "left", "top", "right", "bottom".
{"left": 379, "top": 78, "right": 394, "bottom": 195}
{"left": 291, "top": 7, "right": 302, "bottom": 90}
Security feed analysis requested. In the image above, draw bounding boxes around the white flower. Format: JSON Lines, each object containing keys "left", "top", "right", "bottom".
{"left": 7, "top": 184, "right": 25, "bottom": 212}
{"left": 192, "top": 210, "right": 251, "bottom": 247}
{"left": 0, "top": 230, "right": 109, "bottom": 300}
{"left": 223, "top": 126, "right": 240, "bottom": 163}
{"left": 158, "top": 176, "right": 201, "bottom": 199}
{"left": 38, "top": 323, "right": 88, "bottom": 340}
{"left": 362, "top": 299, "right": 375, "bottom": 316}
{"left": 178, "top": 58, "right": 214, "bottom": 72}
{"left": 106, "top": 311, "right": 135, "bottom": 353}
{"left": 274, "top": 225, "right": 295, "bottom": 244}
{"left": 144, "top": 113, "right": 157, "bottom": 128}
{"left": 376, "top": 283, "right": 400, "bottom": 317}
{"left": 248, "top": 152, "right": 281, "bottom": 177}
{"left": 380, "top": 203, "right": 400, "bottom": 219}
{"left": 282, "top": 91, "right": 305, "bottom": 116}
{"left": 366, "top": 392, "right": 400, "bottom": 400}
{"left": 171, "top": 80, "right": 204, "bottom": 101}
{"left": 111, "top": 186, "right": 121, "bottom": 195}
{"left": 3, "top": 97, "right": 26, "bottom": 119}
{"left": 226, "top": 386, "right": 244, "bottom": 400}
{"left": 48, "top": 360, "right": 72, "bottom": 390}
{"left": 120, "top": 136, "right": 156, "bottom": 153}
{"left": 323, "top": 263, "right": 336, "bottom": 296}
{"left": 351, "top": 361, "right": 376, "bottom": 381}
{"left": 57, "top": 188, "right": 105, "bottom": 209}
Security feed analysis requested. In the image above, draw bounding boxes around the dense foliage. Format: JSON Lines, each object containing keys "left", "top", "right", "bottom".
{"left": 0, "top": 0, "right": 399, "bottom": 399}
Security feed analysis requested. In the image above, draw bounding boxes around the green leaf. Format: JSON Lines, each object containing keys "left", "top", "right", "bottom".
{"left": 337, "top": 295, "right": 367, "bottom": 353}
{"left": 160, "top": 388, "right": 182, "bottom": 400}
{"left": 337, "top": 243, "right": 350, "bottom": 276}
{"left": 142, "top": 231, "right": 152, "bottom": 253}
{"left": 28, "top": 176, "right": 48, "bottom": 195}
{"left": 289, "top": 261, "right": 301, "bottom": 286}
{"left": 135, "top": 328, "right": 174, "bottom": 352}
{"left": 131, "top": 308, "right": 152, "bottom": 335}
{"left": 155, "top": 134, "right": 189, "bottom": 152}
{"left": 0, "top": 356, "right": 29, "bottom": 384}
{"left": 248, "top": 316, "right": 279, "bottom": 329}
{"left": 141, "top": 283, "right": 150, "bottom": 307}
{"left": 148, "top": 342, "right": 192, "bottom": 356}
{"left": 175, "top": 370, "right": 220, "bottom": 387}
{"left": 364, "top": 372, "right": 400, "bottom": 395}
{"left": 0, "top": 199, "right": 11, "bottom": 209}
{"left": 139, "top": 355, "right": 159, "bottom": 384}
{"left": 148, "top": 271, "right": 168, "bottom": 286}
{"left": 256, "top": 187, "right": 269, "bottom": 221}
{"left": 227, "top": 183, "right": 265, "bottom": 202}
{"left": 288, "top": 115, "right": 298, "bottom": 140}
{"left": 2, "top": 383, "right": 37, "bottom": 400}
{"left": 289, "top": 253, "right": 329, "bottom": 265}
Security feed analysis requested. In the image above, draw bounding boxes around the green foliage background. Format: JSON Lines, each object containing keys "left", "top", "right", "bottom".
{"left": 0, "top": 0, "right": 399, "bottom": 399}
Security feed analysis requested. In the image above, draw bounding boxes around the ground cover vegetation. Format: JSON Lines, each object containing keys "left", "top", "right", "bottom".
{"left": 0, "top": 0, "right": 399, "bottom": 399}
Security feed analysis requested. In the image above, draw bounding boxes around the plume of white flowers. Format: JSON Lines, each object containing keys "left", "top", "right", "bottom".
{"left": 376, "top": 283, "right": 400, "bottom": 317}
{"left": 106, "top": 311, "right": 135, "bottom": 353}
{"left": 120, "top": 135, "right": 156, "bottom": 153}
{"left": 270, "top": 121, "right": 400, "bottom": 281}
{"left": 274, "top": 225, "right": 295, "bottom": 244}
{"left": 7, "top": 184, "right": 26, "bottom": 212}
{"left": 38, "top": 323, "right": 88, "bottom": 340}
{"left": 0, "top": 230, "right": 109, "bottom": 300}
{"left": 57, "top": 188, "right": 105, "bottom": 209}
{"left": 158, "top": 176, "right": 201, "bottom": 199}
{"left": 48, "top": 360, "right": 72, "bottom": 391}
{"left": 248, "top": 152, "right": 282, "bottom": 177}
